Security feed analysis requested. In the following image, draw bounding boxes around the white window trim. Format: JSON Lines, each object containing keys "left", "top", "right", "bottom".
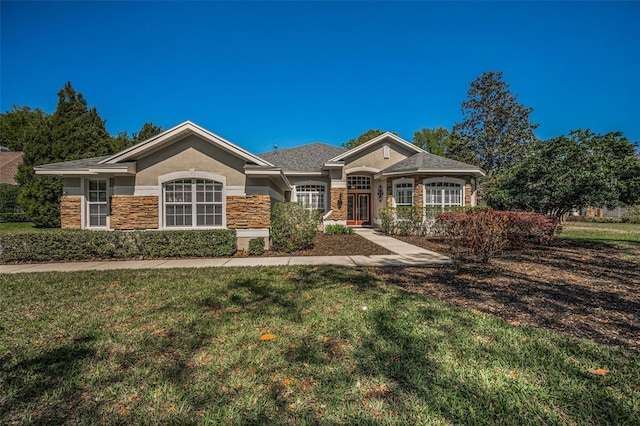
{"left": 423, "top": 177, "right": 465, "bottom": 209}
{"left": 293, "top": 180, "right": 327, "bottom": 212}
{"left": 158, "top": 171, "right": 227, "bottom": 229}
{"left": 392, "top": 178, "right": 414, "bottom": 207}
{"left": 85, "top": 178, "right": 110, "bottom": 229}
{"left": 346, "top": 175, "right": 372, "bottom": 191}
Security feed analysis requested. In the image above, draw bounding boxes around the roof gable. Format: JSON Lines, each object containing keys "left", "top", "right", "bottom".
{"left": 100, "top": 121, "right": 273, "bottom": 167}
{"left": 380, "top": 152, "right": 485, "bottom": 176}
{"left": 327, "top": 132, "right": 424, "bottom": 163}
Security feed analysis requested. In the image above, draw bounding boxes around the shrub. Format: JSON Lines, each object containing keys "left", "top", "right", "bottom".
{"left": 621, "top": 206, "right": 640, "bottom": 224}
{"left": 379, "top": 206, "right": 447, "bottom": 236}
{"left": 0, "top": 229, "right": 236, "bottom": 263}
{"left": 248, "top": 237, "right": 265, "bottom": 256}
{"left": 583, "top": 216, "right": 623, "bottom": 223}
{"left": 324, "top": 224, "right": 353, "bottom": 235}
{"left": 437, "top": 209, "right": 509, "bottom": 263}
{"left": 502, "top": 211, "right": 561, "bottom": 247}
{"left": 0, "top": 183, "right": 26, "bottom": 223}
{"left": 270, "top": 202, "right": 322, "bottom": 252}
{"left": 566, "top": 215, "right": 584, "bottom": 222}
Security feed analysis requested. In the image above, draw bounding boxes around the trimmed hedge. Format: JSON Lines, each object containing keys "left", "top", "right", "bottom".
{"left": 0, "top": 229, "right": 236, "bottom": 263}
{"left": 324, "top": 224, "right": 353, "bottom": 235}
{"left": 248, "top": 237, "right": 265, "bottom": 256}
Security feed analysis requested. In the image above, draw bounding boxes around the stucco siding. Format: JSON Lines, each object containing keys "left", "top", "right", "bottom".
{"left": 135, "top": 135, "right": 247, "bottom": 187}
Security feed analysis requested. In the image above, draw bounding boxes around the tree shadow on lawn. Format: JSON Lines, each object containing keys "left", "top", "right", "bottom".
{"left": 373, "top": 239, "right": 640, "bottom": 350}
{"left": 350, "top": 297, "right": 638, "bottom": 425}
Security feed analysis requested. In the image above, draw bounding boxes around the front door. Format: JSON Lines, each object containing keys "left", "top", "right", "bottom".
{"left": 347, "top": 193, "right": 370, "bottom": 226}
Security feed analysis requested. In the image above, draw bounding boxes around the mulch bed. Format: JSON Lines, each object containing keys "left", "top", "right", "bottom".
{"left": 371, "top": 237, "right": 640, "bottom": 350}
{"left": 263, "top": 233, "right": 393, "bottom": 257}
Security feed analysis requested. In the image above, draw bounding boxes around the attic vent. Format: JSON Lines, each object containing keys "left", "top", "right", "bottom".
{"left": 383, "top": 145, "right": 390, "bottom": 159}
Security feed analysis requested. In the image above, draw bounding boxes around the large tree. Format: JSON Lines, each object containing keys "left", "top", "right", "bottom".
{"left": 133, "top": 121, "right": 163, "bottom": 142}
{"left": 485, "top": 130, "right": 640, "bottom": 218}
{"left": 16, "top": 82, "right": 113, "bottom": 227}
{"left": 412, "top": 126, "right": 476, "bottom": 163}
{"left": 0, "top": 105, "right": 49, "bottom": 152}
{"left": 342, "top": 129, "right": 398, "bottom": 149}
{"left": 453, "top": 71, "right": 539, "bottom": 176}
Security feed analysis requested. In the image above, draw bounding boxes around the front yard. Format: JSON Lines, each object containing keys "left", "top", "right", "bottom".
{"left": 2, "top": 263, "right": 639, "bottom": 424}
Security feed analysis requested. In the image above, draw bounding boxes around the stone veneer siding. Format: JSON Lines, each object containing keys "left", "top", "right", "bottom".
{"left": 226, "top": 195, "right": 271, "bottom": 229}
{"left": 465, "top": 182, "right": 472, "bottom": 206}
{"left": 327, "top": 187, "right": 347, "bottom": 220}
{"left": 110, "top": 195, "right": 159, "bottom": 230}
{"left": 61, "top": 196, "right": 82, "bottom": 229}
{"left": 386, "top": 177, "right": 474, "bottom": 207}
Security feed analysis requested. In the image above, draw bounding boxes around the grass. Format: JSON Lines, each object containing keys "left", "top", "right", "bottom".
{"left": 1, "top": 267, "right": 638, "bottom": 425}
{"left": 0, "top": 222, "right": 35, "bottom": 231}
{"left": 561, "top": 221, "right": 640, "bottom": 262}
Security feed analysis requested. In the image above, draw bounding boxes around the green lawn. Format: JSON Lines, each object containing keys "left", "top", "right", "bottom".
{"left": 561, "top": 221, "right": 640, "bottom": 262}
{"left": 0, "top": 222, "right": 35, "bottom": 231}
{"left": 1, "top": 267, "right": 638, "bottom": 425}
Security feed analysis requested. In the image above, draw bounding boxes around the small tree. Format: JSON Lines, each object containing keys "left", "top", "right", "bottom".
{"left": 270, "top": 202, "right": 321, "bottom": 252}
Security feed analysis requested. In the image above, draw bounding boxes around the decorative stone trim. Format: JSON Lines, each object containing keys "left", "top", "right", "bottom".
{"left": 111, "top": 195, "right": 159, "bottom": 229}
{"left": 327, "top": 188, "right": 347, "bottom": 220}
{"left": 226, "top": 195, "right": 271, "bottom": 229}
{"left": 61, "top": 196, "right": 82, "bottom": 229}
{"left": 465, "top": 182, "right": 472, "bottom": 206}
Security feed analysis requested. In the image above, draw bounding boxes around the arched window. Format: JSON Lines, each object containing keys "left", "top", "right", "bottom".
{"left": 424, "top": 178, "right": 464, "bottom": 209}
{"left": 164, "top": 178, "right": 223, "bottom": 227}
{"left": 393, "top": 178, "right": 414, "bottom": 207}
{"left": 295, "top": 183, "right": 326, "bottom": 212}
{"left": 347, "top": 175, "right": 371, "bottom": 190}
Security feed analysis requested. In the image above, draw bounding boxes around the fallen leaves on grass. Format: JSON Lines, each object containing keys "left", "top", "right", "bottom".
{"left": 589, "top": 368, "right": 609, "bottom": 376}
{"left": 260, "top": 333, "right": 277, "bottom": 341}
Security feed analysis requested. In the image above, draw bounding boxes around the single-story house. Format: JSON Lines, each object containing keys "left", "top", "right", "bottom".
{"left": 35, "top": 121, "right": 484, "bottom": 249}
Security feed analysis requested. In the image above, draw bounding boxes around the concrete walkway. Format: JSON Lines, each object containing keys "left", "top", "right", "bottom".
{"left": 0, "top": 229, "right": 450, "bottom": 274}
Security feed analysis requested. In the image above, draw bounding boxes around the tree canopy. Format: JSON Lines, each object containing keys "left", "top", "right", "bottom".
{"left": 342, "top": 129, "right": 398, "bottom": 149}
{"left": 453, "top": 71, "right": 539, "bottom": 176}
{"left": 485, "top": 130, "right": 640, "bottom": 218}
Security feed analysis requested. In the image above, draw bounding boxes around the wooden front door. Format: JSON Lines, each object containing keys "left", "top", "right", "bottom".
{"left": 346, "top": 193, "right": 370, "bottom": 226}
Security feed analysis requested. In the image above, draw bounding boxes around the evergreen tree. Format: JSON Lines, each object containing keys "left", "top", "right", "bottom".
{"left": 16, "top": 82, "right": 112, "bottom": 227}
{"left": 342, "top": 129, "right": 398, "bottom": 149}
{"left": 453, "top": 71, "right": 539, "bottom": 176}
{"left": 0, "top": 105, "right": 48, "bottom": 151}
{"left": 133, "top": 121, "right": 164, "bottom": 142}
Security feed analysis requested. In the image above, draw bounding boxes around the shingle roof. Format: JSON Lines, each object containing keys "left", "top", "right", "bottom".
{"left": 34, "top": 156, "right": 111, "bottom": 170}
{"left": 0, "top": 152, "right": 23, "bottom": 184}
{"left": 258, "top": 143, "right": 346, "bottom": 172}
{"left": 381, "top": 152, "right": 484, "bottom": 175}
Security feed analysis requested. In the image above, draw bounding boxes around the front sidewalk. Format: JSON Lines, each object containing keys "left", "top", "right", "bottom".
{"left": 0, "top": 229, "right": 450, "bottom": 274}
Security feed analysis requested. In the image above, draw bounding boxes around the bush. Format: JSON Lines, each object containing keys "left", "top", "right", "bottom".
{"left": 566, "top": 215, "right": 584, "bottom": 222}
{"left": 248, "top": 237, "right": 265, "bottom": 256}
{"left": 270, "top": 202, "right": 321, "bottom": 252}
{"left": 583, "top": 216, "right": 623, "bottom": 223}
{"left": 324, "top": 224, "right": 353, "bottom": 235}
{"left": 437, "top": 209, "right": 510, "bottom": 263}
{"left": 0, "top": 229, "right": 236, "bottom": 263}
{"left": 502, "top": 211, "right": 561, "bottom": 247}
{"left": 379, "top": 206, "right": 448, "bottom": 236}
{"left": 621, "top": 206, "right": 640, "bottom": 224}
{"left": 0, "top": 183, "right": 26, "bottom": 223}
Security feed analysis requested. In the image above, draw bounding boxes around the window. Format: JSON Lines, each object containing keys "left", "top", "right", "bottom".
{"left": 164, "top": 179, "right": 223, "bottom": 227}
{"left": 424, "top": 179, "right": 464, "bottom": 209}
{"left": 295, "top": 184, "right": 326, "bottom": 211}
{"left": 393, "top": 179, "right": 414, "bottom": 207}
{"left": 347, "top": 175, "right": 371, "bottom": 190}
{"left": 87, "top": 180, "right": 107, "bottom": 227}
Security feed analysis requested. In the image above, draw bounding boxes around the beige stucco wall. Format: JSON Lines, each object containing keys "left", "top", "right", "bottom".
{"left": 135, "top": 135, "right": 247, "bottom": 187}
{"left": 343, "top": 141, "right": 416, "bottom": 174}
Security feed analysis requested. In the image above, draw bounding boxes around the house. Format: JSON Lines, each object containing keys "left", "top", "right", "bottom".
{"left": 0, "top": 151, "right": 23, "bottom": 185}
{"left": 35, "top": 121, "right": 484, "bottom": 249}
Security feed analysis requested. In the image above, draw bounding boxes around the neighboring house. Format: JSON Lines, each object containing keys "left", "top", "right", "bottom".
{"left": 35, "top": 121, "right": 484, "bottom": 248}
{"left": 0, "top": 151, "right": 23, "bottom": 185}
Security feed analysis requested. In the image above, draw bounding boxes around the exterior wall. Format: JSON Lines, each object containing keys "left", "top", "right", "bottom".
{"left": 384, "top": 175, "right": 476, "bottom": 207}
{"left": 343, "top": 141, "right": 415, "bottom": 172}
{"left": 465, "top": 182, "right": 472, "bottom": 206}
{"left": 110, "top": 195, "right": 159, "bottom": 229}
{"left": 135, "top": 135, "right": 247, "bottom": 187}
{"left": 327, "top": 187, "right": 347, "bottom": 220}
{"left": 226, "top": 195, "right": 271, "bottom": 229}
{"left": 60, "top": 196, "right": 82, "bottom": 229}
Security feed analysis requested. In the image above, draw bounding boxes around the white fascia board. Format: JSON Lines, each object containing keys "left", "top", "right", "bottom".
{"left": 327, "top": 132, "right": 425, "bottom": 162}
{"left": 284, "top": 171, "right": 327, "bottom": 176}
{"left": 323, "top": 161, "right": 345, "bottom": 169}
{"left": 380, "top": 169, "right": 486, "bottom": 178}
{"left": 244, "top": 167, "right": 292, "bottom": 192}
{"left": 101, "top": 121, "right": 274, "bottom": 167}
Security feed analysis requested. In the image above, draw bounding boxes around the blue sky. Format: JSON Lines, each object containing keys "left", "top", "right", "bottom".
{"left": 1, "top": 1, "right": 639, "bottom": 153}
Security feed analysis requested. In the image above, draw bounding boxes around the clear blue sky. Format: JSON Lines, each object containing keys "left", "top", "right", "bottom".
{"left": 1, "top": 1, "right": 639, "bottom": 153}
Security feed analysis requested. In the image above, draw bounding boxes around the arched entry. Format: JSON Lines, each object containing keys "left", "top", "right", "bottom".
{"left": 346, "top": 175, "right": 371, "bottom": 226}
